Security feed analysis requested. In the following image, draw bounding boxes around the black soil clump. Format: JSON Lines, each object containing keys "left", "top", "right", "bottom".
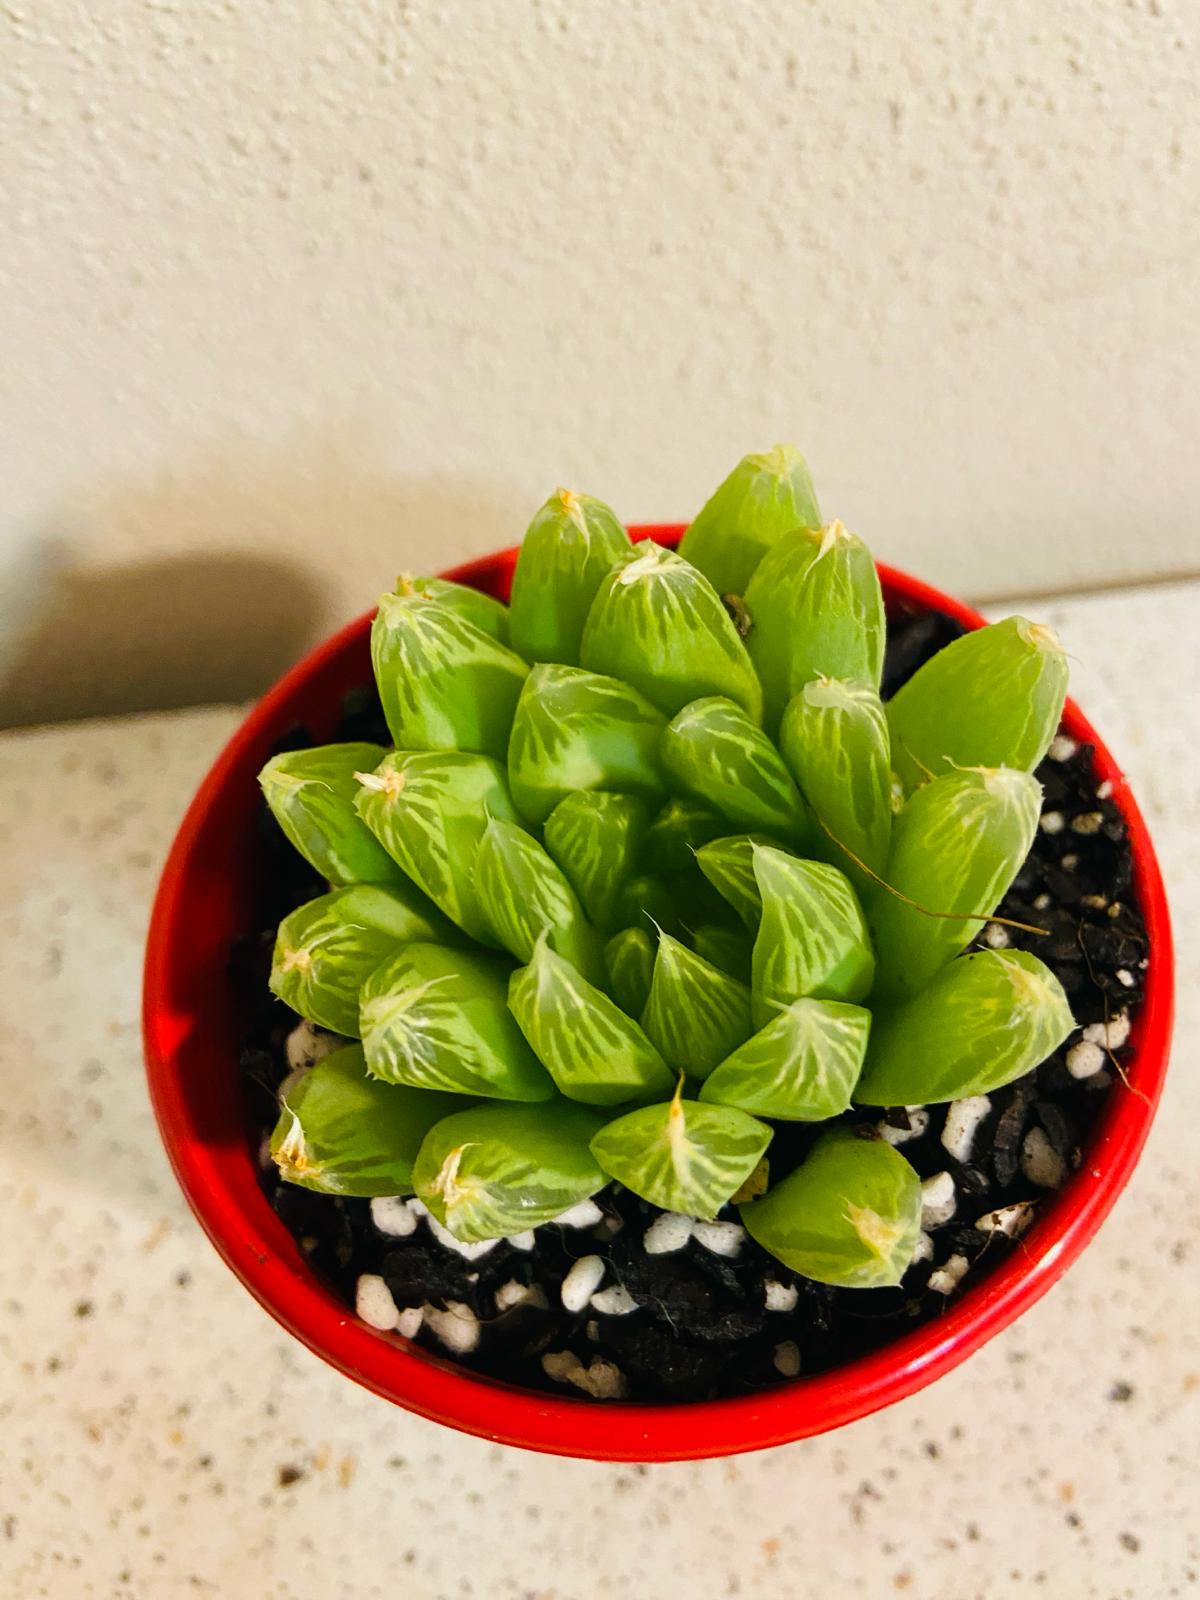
{"left": 233, "top": 610, "right": 1148, "bottom": 1403}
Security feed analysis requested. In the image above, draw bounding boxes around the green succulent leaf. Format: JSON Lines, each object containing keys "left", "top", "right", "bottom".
{"left": 508, "top": 488, "right": 631, "bottom": 665}
{"left": 751, "top": 848, "right": 875, "bottom": 1025}
{"left": 613, "top": 872, "right": 685, "bottom": 937}
{"left": 258, "top": 743, "right": 409, "bottom": 888}
{"left": 661, "top": 696, "right": 812, "bottom": 842}
{"left": 590, "top": 1080, "right": 772, "bottom": 1219}
{"left": 370, "top": 590, "right": 529, "bottom": 758}
{"left": 543, "top": 790, "right": 651, "bottom": 934}
{"left": 886, "top": 616, "right": 1069, "bottom": 794}
{"left": 694, "top": 833, "right": 795, "bottom": 929}
{"left": 640, "top": 932, "right": 754, "bottom": 1079}
{"left": 360, "top": 942, "right": 552, "bottom": 1101}
{"left": 689, "top": 923, "right": 754, "bottom": 984}
{"left": 678, "top": 443, "right": 821, "bottom": 599}
{"left": 394, "top": 574, "right": 511, "bottom": 644}
{"left": 269, "top": 882, "right": 456, "bottom": 1036}
{"left": 741, "top": 1128, "right": 922, "bottom": 1287}
{"left": 412, "top": 1099, "right": 609, "bottom": 1242}
{"left": 475, "top": 818, "right": 604, "bottom": 985}
{"left": 744, "top": 521, "right": 886, "bottom": 732}
{"left": 643, "top": 798, "right": 728, "bottom": 872}
{"left": 580, "top": 542, "right": 763, "bottom": 721}
{"left": 700, "top": 997, "right": 870, "bottom": 1121}
{"left": 869, "top": 766, "right": 1041, "bottom": 999}
{"left": 507, "top": 663, "right": 666, "bottom": 825}
{"left": 604, "top": 926, "right": 657, "bottom": 1018}
{"left": 270, "top": 1044, "right": 458, "bottom": 1196}
{"left": 508, "top": 933, "right": 674, "bottom": 1105}
{"left": 778, "top": 678, "right": 892, "bottom": 893}
{"left": 855, "top": 948, "right": 1075, "bottom": 1105}
{"left": 353, "top": 750, "right": 519, "bottom": 944}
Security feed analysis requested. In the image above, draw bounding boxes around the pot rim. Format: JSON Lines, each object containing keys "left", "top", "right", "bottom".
{"left": 143, "top": 528, "right": 1175, "bottom": 1461}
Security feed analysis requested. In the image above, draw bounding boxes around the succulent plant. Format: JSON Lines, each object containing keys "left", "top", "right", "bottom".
{"left": 261, "top": 448, "right": 1075, "bottom": 1292}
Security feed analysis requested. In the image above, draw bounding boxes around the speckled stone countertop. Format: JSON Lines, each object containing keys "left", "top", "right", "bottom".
{"left": 2, "top": 582, "right": 1197, "bottom": 1600}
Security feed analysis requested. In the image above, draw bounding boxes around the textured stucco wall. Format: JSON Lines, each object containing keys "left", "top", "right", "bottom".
{"left": 2, "top": 0, "right": 1198, "bottom": 724}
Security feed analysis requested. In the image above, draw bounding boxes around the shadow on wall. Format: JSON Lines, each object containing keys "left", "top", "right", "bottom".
{"left": 0, "top": 442, "right": 520, "bottom": 728}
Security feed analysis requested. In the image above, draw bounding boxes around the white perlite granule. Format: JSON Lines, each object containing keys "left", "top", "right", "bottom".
{"left": 692, "top": 1221, "right": 745, "bottom": 1258}
{"left": 1021, "top": 1126, "right": 1067, "bottom": 1189}
{"left": 560, "top": 1255, "right": 606, "bottom": 1312}
{"left": 551, "top": 1198, "right": 605, "bottom": 1229}
{"left": 773, "top": 1341, "right": 801, "bottom": 1377}
{"left": 285, "top": 1019, "right": 346, "bottom": 1073}
{"left": 911, "top": 1231, "right": 934, "bottom": 1264}
{"left": 1039, "top": 810, "right": 1065, "bottom": 835}
{"left": 590, "top": 1284, "right": 638, "bottom": 1317}
{"left": 764, "top": 1280, "right": 799, "bottom": 1312}
{"left": 370, "top": 1196, "right": 419, "bottom": 1238}
{"left": 1049, "top": 735, "right": 1078, "bottom": 762}
{"left": 1070, "top": 811, "right": 1104, "bottom": 835}
{"left": 1116, "top": 968, "right": 1135, "bottom": 989}
{"left": 1083, "top": 1012, "right": 1131, "bottom": 1051}
{"left": 1066, "top": 1040, "right": 1107, "bottom": 1080}
{"left": 878, "top": 1107, "right": 930, "bottom": 1146}
{"left": 982, "top": 922, "right": 1010, "bottom": 949}
{"left": 643, "top": 1212, "right": 694, "bottom": 1254}
{"left": 506, "top": 1230, "right": 536, "bottom": 1251}
{"left": 940, "top": 1095, "right": 992, "bottom": 1163}
{"left": 542, "top": 1350, "right": 627, "bottom": 1399}
{"left": 423, "top": 1301, "right": 480, "bottom": 1354}
{"left": 396, "top": 1306, "right": 424, "bottom": 1339}
{"left": 494, "top": 1279, "right": 547, "bottom": 1313}
{"left": 920, "top": 1170, "right": 957, "bottom": 1229}
{"left": 927, "top": 1254, "right": 969, "bottom": 1295}
{"left": 975, "top": 1201, "right": 1037, "bottom": 1240}
{"left": 355, "top": 1274, "right": 400, "bottom": 1331}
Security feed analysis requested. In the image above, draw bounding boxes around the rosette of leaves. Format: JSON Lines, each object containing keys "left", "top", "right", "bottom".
{"left": 261, "top": 455, "right": 1075, "bottom": 1295}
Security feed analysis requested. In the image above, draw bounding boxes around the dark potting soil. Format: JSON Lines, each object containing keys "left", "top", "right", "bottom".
{"left": 232, "top": 608, "right": 1149, "bottom": 1404}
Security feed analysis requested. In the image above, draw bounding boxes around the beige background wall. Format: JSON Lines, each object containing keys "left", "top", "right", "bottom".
{"left": 2, "top": 0, "right": 1198, "bottom": 726}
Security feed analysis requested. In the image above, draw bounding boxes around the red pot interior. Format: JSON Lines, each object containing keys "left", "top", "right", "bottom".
{"left": 143, "top": 528, "right": 1175, "bottom": 1461}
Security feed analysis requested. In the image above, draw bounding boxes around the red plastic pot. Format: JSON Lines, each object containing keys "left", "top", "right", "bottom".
{"left": 143, "top": 528, "right": 1174, "bottom": 1461}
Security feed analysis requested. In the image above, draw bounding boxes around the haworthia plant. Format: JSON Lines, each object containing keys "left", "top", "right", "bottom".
{"left": 744, "top": 520, "right": 886, "bottom": 732}
{"left": 855, "top": 949, "right": 1074, "bottom": 1105}
{"left": 886, "top": 616, "right": 1069, "bottom": 794}
{"left": 270, "top": 882, "right": 456, "bottom": 1037}
{"left": 678, "top": 444, "right": 821, "bottom": 600}
{"left": 643, "top": 797, "right": 728, "bottom": 871}
{"left": 359, "top": 942, "right": 553, "bottom": 1101}
{"left": 701, "top": 998, "right": 871, "bottom": 1122}
{"left": 507, "top": 663, "right": 666, "bottom": 825}
{"left": 590, "top": 1080, "right": 772, "bottom": 1219}
{"left": 751, "top": 847, "right": 875, "bottom": 1025}
{"left": 508, "top": 489, "right": 630, "bottom": 665}
{"left": 508, "top": 933, "right": 675, "bottom": 1105}
{"left": 580, "top": 542, "right": 763, "bottom": 721}
{"left": 270, "top": 1044, "right": 458, "bottom": 1196}
{"left": 740, "top": 1128, "right": 923, "bottom": 1289}
{"left": 353, "top": 749, "right": 519, "bottom": 945}
{"left": 604, "top": 926, "right": 657, "bottom": 1018}
{"left": 661, "top": 696, "right": 813, "bottom": 843}
{"left": 261, "top": 442, "right": 1079, "bottom": 1299}
{"left": 543, "top": 790, "right": 651, "bottom": 933}
{"left": 394, "top": 574, "right": 511, "bottom": 644}
{"left": 694, "top": 832, "right": 796, "bottom": 929}
{"left": 640, "top": 932, "right": 755, "bottom": 1079}
{"left": 370, "top": 590, "right": 529, "bottom": 758}
{"left": 868, "top": 766, "right": 1041, "bottom": 999}
{"left": 778, "top": 678, "right": 893, "bottom": 894}
{"left": 412, "top": 1099, "right": 609, "bottom": 1241}
{"left": 475, "top": 818, "right": 604, "bottom": 986}
{"left": 259, "top": 743, "right": 408, "bottom": 887}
